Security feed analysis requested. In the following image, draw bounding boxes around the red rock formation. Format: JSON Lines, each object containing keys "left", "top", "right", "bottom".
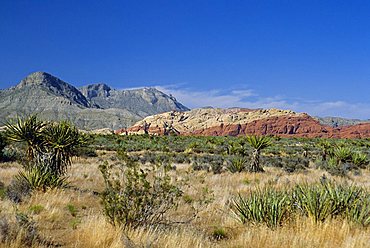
{"left": 119, "top": 111, "right": 370, "bottom": 139}
{"left": 191, "top": 115, "right": 332, "bottom": 137}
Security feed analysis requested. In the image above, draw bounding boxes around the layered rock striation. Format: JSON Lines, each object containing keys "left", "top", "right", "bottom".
{"left": 121, "top": 108, "right": 370, "bottom": 138}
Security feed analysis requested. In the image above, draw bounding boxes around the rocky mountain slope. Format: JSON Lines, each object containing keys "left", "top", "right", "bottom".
{"left": 0, "top": 72, "right": 188, "bottom": 130}
{"left": 79, "top": 83, "right": 188, "bottom": 117}
{"left": 121, "top": 108, "right": 370, "bottom": 138}
{"left": 315, "top": 116, "right": 370, "bottom": 127}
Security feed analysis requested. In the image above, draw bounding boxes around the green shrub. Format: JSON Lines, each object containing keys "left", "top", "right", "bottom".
{"left": 282, "top": 157, "right": 309, "bottom": 173}
{"left": 29, "top": 205, "right": 44, "bottom": 215}
{"left": 320, "top": 158, "right": 349, "bottom": 177}
{"left": 0, "top": 182, "right": 5, "bottom": 200}
{"left": 73, "top": 146, "right": 97, "bottom": 158}
{"left": 211, "top": 227, "right": 228, "bottom": 241}
{"left": 1, "top": 146, "right": 22, "bottom": 162}
{"left": 6, "top": 176, "right": 32, "bottom": 203}
{"left": 67, "top": 204, "right": 78, "bottom": 217}
{"left": 99, "top": 161, "right": 182, "bottom": 228}
{"left": 0, "top": 133, "right": 7, "bottom": 161}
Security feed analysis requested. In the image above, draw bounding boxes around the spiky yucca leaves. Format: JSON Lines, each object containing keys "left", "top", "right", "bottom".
{"left": 14, "top": 167, "right": 68, "bottom": 192}
{"left": 333, "top": 147, "right": 354, "bottom": 164}
{"left": 293, "top": 182, "right": 363, "bottom": 223}
{"left": 347, "top": 196, "right": 370, "bottom": 227}
{"left": 42, "top": 121, "right": 85, "bottom": 176}
{"left": 231, "top": 187, "right": 291, "bottom": 228}
{"left": 5, "top": 116, "right": 84, "bottom": 195}
{"left": 227, "top": 156, "right": 247, "bottom": 173}
{"left": 5, "top": 115, "right": 46, "bottom": 162}
{"left": 351, "top": 152, "right": 368, "bottom": 168}
{"left": 318, "top": 139, "right": 333, "bottom": 161}
{"left": 245, "top": 135, "right": 272, "bottom": 172}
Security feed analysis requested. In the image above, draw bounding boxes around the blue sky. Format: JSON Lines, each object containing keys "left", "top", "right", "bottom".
{"left": 1, "top": 0, "right": 370, "bottom": 119}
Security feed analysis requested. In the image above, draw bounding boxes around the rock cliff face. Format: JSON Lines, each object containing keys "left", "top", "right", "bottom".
{"left": 121, "top": 108, "right": 370, "bottom": 138}
{"left": 79, "top": 84, "right": 189, "bottom": 117}
{"left": 0, "top": 72, "right": 188, "bottom": 130}
{"left": 315, "top": 116, "right": 370, "bottom": 127}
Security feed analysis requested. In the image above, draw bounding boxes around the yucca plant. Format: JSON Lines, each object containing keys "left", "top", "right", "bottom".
{"left": 15, "top": 167, "right": 68, "bottom": 192}
{"left": 42, "top": 121, "right": 85, "bottom": 176}
{"left": 293, "top": 182, "right": 362, "bottom": 223}
{"left": 5, "top": 115, "right": 46, "bottom": 162}
{"left": 245, "top": 135, "right": 272, "bottom": 172}
{"left": 318, "top": 139, "right": 332, "bottom": 161}
{"left": 5, "top": 116, "right": 85, "bottom": 194}
{"left": 324, "top": 183, "right": 363, "bottom": 215}
{"left": 227, "top": 156, "right": 247, "bottom": 173}
{"left": 351, "top": 152, "right": 368, "bottom": 168}
{"left": 293, "top": 183, "right": 335, "bottom": 223}
{"left": 346, "top": 196, "right": 370, "bottom": 227}
{"left": 333, "top": 147, "right": 354, "bottom": 164}
{"left": 231, "top": 187, "right": 291, "bottom": 228}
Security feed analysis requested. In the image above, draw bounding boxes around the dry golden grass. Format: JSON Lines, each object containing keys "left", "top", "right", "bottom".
{"left": 0, "top": 154, "right": 369, "bottom": 247}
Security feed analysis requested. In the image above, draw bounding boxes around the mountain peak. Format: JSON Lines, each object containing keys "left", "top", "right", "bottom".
{"left": 16, "top": 71, "right": 56, "bottom": 88}
{"left": 16, "top": 71, "right": 90, "bottom": 107}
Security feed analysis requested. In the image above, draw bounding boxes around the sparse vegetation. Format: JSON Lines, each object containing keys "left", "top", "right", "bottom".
{"left": 1, "top": 128, "right": 370, "bottom": 247}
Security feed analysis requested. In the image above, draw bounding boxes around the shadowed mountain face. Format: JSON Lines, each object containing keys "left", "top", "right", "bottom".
{"left": 0, "top": 72, "right": 189, "bottom": 130}
{"left": 79, "top": 84, "right": 189, "bottom": 117}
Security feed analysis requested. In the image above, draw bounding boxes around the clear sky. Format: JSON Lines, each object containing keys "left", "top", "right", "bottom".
{"left": 1, "top": 0, "right": 370, "bottom": 119}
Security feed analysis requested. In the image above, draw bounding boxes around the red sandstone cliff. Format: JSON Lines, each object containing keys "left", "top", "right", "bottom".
{"left": 116, "top": 108, "right": 370, "bottom": 139}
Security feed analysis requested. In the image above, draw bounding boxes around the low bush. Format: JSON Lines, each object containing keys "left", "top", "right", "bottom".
{"left": 319, "top": 158, "right": 350, "bottom": 177}
{"left": 211, "top": 227, "right": 228, "bottom": 241}
{"left": 99, "top": 161, "right": 182, "bottom": 229}
{"left": 6, "top": 177, "right": 32, "bottom": 203}
{"left": 282, "top": 157, "right": 309, "bottom": 173}
{"left": 73, "top": 146, "right": 98, "bottom": 158}
{"left": 0, "top": 133, "right": 7, "bottom": 161}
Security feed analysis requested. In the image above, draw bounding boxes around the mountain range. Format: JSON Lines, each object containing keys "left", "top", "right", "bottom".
{"left": 1, "top": 72, "right": 370, "bottom": 138}
{"left": 0, "top": 72, "right": 188, "bottom": 130}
